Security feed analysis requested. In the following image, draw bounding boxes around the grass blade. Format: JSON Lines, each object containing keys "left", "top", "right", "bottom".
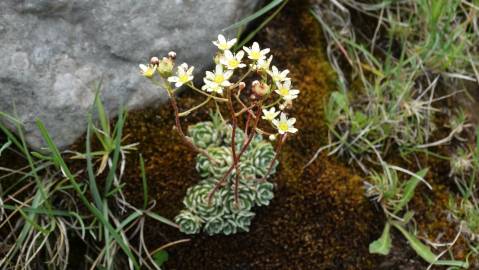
{"left": 35, "top": 118, "right": 140, "bottom": 269}
{"left": 223, "top": 0, "right": 284, "bottom": 32}
{"left": 233, "top": 0, "right": 288, "bottom": 50}
{"left": 86, "top": 117, "right": 103, "bottom": 210}
{"left": 139, "top": 154, "right": 148, "bottom": 210}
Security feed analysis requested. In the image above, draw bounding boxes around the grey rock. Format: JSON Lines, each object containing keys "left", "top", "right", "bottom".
{"left": 0, "top": 0, "right": 258, "bottom": 149}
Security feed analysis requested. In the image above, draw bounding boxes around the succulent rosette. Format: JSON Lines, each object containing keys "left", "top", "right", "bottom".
{"left": 175, "top": 210, "right": 203, "bottom": 234}
{"left": 176, "top": 116, "right": 280, "bottom": 236}
{"left": 203, "top": 216, "right": 226, "bottom": 235}
{"left": 188, "top": 121, "right": 223, "bottom": 149}
{"left": 196, "top": 147, "right": 233, "bottom": 178}
{"left": 250, "top": 141, "right": 278, "bottom": 177}
{"left": 221, "top": 216, "right": 238, "bottom": 235}
{"left": 224, "top": 125, "right": 246, "bottom": 152}
{"left": 236, "top": 161, "right": 257, "bottom": 181}
{"left": 233, "top": 211, "right": 256, "bottom": 232}
{"left": 183, "top": 181, "right": 225, "bottom": 217}
{"left": 255, "top": 182, "right": 275, "bottom": 206}
{"left": 223, "top": 183, "right": 256, "bottom": 214}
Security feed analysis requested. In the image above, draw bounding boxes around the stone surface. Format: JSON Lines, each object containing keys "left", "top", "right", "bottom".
{"left": 0, "top": 0, "right": 258, "bottom": 149}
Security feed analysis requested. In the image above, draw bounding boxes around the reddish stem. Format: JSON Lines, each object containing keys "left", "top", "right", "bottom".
{"left": 227, "top": 88, "right": 241, "bottom": 207}
{"left": 207, "top": 104, "right": 262, "bottom": 205}
{"left": 244, "top": 112, "right": 252, "bottom": 137}
{"left": 169, "top": 95, "right": 217, "bottom": 163}
{"left": 259, "top": 133, "right": 287, "bottom": 183}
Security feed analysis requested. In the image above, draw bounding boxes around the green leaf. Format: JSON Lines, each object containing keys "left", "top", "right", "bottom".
{"left": 223, "top": 0, "right": 284, "bottom": 32}
{"left": 393, "top": 168, "right": 428, "bottom": 214}
{"left": 86, "top": 118, "right": 103, "bottom": 210}
{"left": 152, "top": 250, "right": 169, "bottom": 267}
{"left": 233, "top": 0, "right": 288, "bottom": 50}
{"left": 35, "top": 118, "right": 140, "bottom": 269}
{"left": 391, "top": 221, "right": 469, "bottom": 268}
{"left": 369, "top": 222, "right": 392, "bottom": 255}
{"left": 145, "top": 211, "right": 179, "bottom": 228}
{"left": 140, "top": 154, "right": 149, "bottom": 209}
{"left": 93, "top": 82, "right": 110, "bottom": 136}
{"left": 0, "top": 139, "right": 11, "bottom": 156}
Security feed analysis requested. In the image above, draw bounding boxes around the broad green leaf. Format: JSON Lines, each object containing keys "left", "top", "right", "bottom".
{"left": 369, "top": 222, "right": 392, "bottom": 255}
{"left": 152, "top": 250, "right": 169, "bottom": 267}
{"left": 391, "top": 222, "right": 469, "bottom": 268}
{"left": 393, "top": 168, "right": 428, "bottom": 214}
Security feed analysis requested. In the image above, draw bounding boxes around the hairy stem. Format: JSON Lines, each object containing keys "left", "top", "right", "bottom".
{"left": 259, "top": 133, "right": 287, "bottom": 183}
{"left": 226, "top": 87, "right": 242, "bottom": 208}
{"left": 169, "top": 94, "right": 218, "bottom": 163}
{"left": 207, "top": 103, "right": 262, "bottom": 205}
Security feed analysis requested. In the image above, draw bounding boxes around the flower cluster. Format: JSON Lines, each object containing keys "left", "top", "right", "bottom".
{"left": 139, "top": 34, "right": 299, "bottom": 236}
{"left": 138, "top": 34, "right": 299, "bottom": 137}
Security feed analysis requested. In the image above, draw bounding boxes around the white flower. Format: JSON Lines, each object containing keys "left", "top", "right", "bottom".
{"left": 243, "top": 42, "right": 270, "bottom": 61}
{"left": 262, "top": 107, "right": 280, "bottom": 121}
{"left": 272, "top": 113, "right": 298, "bottom": 134}
{"left": 268, "top": 66, "right": 290, "bottom": 82}
{"left": 213, "top": 34, "right": 237, "bottom": 51}
{"left": 205, "top": 64, "right": 233, "bottom": 87}
{"left": 201, "top": 79, "right": 224, "bottom": 95}
{"left": 220, "top": 50, "right": 246, "bottom": 70}
{"left": 253, "top": 55, "right": 273, "bottom": 71}
{"left": 167, "top": 63, "right": 194, "bottom": 87}
{"left": 275, "top": 80, "right": 299, "bottom": 101}
{"left": 139, "top": 64, "right": 156, "bottom": 78}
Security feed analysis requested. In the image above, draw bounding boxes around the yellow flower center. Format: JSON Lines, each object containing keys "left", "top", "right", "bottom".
{"left": 214, "top": 74, "right": 225, "bottom": 84}
{"left": 250, "top": 51, "right": 261, "bottom": 60}
{"left": 143, "top": 67, "right": 155, "bottom": 78}
{"left": 278, "top": 122, "right": 289, "bottom": 132}
{"left": 279, "top": 87, "right": 289, "bottom": 96}
{"left": 212, "top": 85, "right": 222, "bottom": 93}
{"left": 228, "top": 59, "right": 239, "bottom": 68}
{"left": 219, "top": 43, "right": 229, "bottom": 50}
{"left": 179, "top": 74, "right": 190, "bottom": 83}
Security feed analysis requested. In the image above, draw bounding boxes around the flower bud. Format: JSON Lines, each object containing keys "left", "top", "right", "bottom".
{"left": 157, "top": 57, "right": 174, "bottom": 78}
{"left": 239, "top": 81, "right": 246, "bottom": 91}
{"left": 252, "top": 80, "right": 270, "bottom": 97}
{"left": 150, "top": 56, "right": 160, "bottom": 65}
{"left": 269, "top": 134, "right": 276, "bottom": 141}
{"left": 283, "top": 100, "right": 293, "bottom": 109}
{"left": 213, "top": 53, "right": 222, "bottom": 65}
{"left": 168, "top": 51, "right": 177, "bottom": 60}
